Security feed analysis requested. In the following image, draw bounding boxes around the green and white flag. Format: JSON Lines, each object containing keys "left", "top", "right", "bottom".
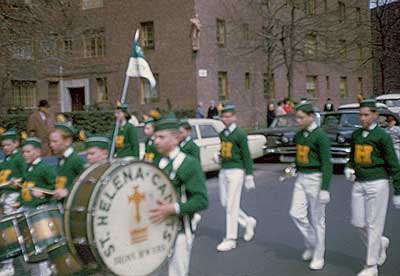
{"left": 126, "top": 30, "right": 156, "bottom": 88}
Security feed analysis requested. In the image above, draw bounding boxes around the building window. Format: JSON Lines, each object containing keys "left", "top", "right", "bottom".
{"left": 358, "top": 43, "right": 363, "bottom": 62}
{"left": 339, "top": 39, "right": 347, "bottom": 58}
{"left": 83, "top": 30, "right": 105, "bottom": 58}
{"left": 12, "top": 42, "right": 33, "bottom": 59}
{"left": 305, "top": 33, "right": 317, "bottom": 57}
{"left": 243, "top": 23, "right": 249, "bottom": 41}
{"left": 82, "top": 0, "right": 103, "bottom": 10}
{"left": 356, "top": 7, "right": 361, "bottom": 26}
{"left": 11, "top": 80, "right": 37, "bottom": 109}
{"left": 96, "top": 77, "right": 108, "bottom": 102}
{"left": 306, "top": 75, "right": 318, "bottom": 98}
{"left": 63, "top": 38, "right": 73, "bottom": 56}
{"left": 41, "top": 40, "right": 57, "bottom": 57}
{"left": 141, "top": 74, "right": 159, "bottom": 104}
{"left": 338, "top": 1, "right": 346, "bottom": 22}
{"left": 323, "top": 0, "right": 328, "bottom": 13}
{"left": 245, "top": 72, "right": 251, "bottom": 90}
{"left": 140, "top": 22, "right": 154, "bottom": 49}
{"left": 358, "top": 77, "right": 363, "bottom": 96}
{"left": 218, "top": 72, "right": 228, "bottom": 101}
{"left": 326, "top": 76, "right": 330, "bottom": 90}
{"left": 304, "top": 0, "right": 316, "bottom": 16}
{"left": 340, "top": 77, "right": 348, "bottom": 98}
{"left": 217, "top": 19, "right": 226, "bottom": 47}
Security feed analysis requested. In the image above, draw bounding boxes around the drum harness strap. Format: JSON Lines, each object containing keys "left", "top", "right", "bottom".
{"left": 169, "top": 152, "right": 193, "bottom": 248}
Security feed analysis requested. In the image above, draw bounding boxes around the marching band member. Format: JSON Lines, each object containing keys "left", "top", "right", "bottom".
{"left": 143, "top": 117, "right": 160, "bottom": 163}
{"left": 289, "top": 101, "right": 332, "bottom": 270}
{"left": 345, "top": 99, "right": 400, "bottom": 276}
{"left": 19, "top": 137, "right": 55, "bottom": 276}
{"left": 49, "top": 123, "right": 85, "bottom": 202}
{"left": 85, "top": 135, "right": 111, "bottom": 165}
{"left": 0, "top": 129, "right": 26, "bottom": 276}
{"left": 216, "top": 104, "right": 257, "bottom": 252}
{"left": 113, "top": 102, "right": 139, "bottom": 158}
{"left": 150, "top": 114, "right": 208, "bottom": 276}
{"left": 178, "top": 119, "right": 200, "bottom": 162}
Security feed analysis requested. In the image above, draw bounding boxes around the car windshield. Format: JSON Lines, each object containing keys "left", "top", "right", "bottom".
{"left": 379, "top": 99, "right": 400, "bottom": 107}
{"left": 271, "top": 115, "right": 297, "bottom": 128}
{"left": 322, "top": 113, "right": 361, "bottom": 127}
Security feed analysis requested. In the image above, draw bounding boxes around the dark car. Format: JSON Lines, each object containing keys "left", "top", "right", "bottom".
{"left": 321, "top": 109, "right": 400, "bottom": 165}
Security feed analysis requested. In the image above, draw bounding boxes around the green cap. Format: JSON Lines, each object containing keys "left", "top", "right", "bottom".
{"left": 154, "top": 113, "right": 179, "bottom": 132}
{"left": 144, "top": 117, "right": 155, "bottom": 126}
{"left": 85, "top": 135, "right": 111, "bottom": 150}
{"left": 360, "top": 99, "right": 377, "bottom": 109}
{"left": 221, "top": 104, "right": 236, "bottom": 114}
{"left": 179, "top": 118, "right": 191, "bottom": 129}
{"left": 55, "top": 123, "right": 76, "bottom": 138}
{"left": 295, "top": 101, "right": 314, "bottom": 113}
{"left": 116, "top": 101, "right": 129, "bottom": 112}
{"left": 1, "top": 128, "right": 18, "bottom": 141}
{"left": 22, "top": 137, "right": 42, "bottom": 149}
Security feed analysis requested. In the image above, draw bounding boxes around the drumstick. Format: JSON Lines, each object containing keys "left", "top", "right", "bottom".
{"left": 0, "top": 178, "right": 22, "bottom": 188}
{"left": 13, "top": 182, "right": 55, "bottom": 195}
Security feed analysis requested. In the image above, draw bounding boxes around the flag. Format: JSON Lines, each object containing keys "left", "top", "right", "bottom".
{"left": 126, "top": 29, "right": 156, "bottom": 88}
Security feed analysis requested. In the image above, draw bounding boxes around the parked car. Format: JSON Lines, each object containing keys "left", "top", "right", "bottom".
{"left": 338, "top": 102, "right": 388, "bottom": 111}
{"left": 377, "top": 93, "right": 400, "bottom": 114}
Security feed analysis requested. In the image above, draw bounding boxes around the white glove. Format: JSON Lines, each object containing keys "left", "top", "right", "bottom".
{"left": 244, "top": 175, "right": 256, "bottom": 190}
{"left": 393, "top": 195, "right": 400, "bottom": 209}
{"left": 319, "top": 190, "right": 330, "bottom": 204}
{"left": 213, "top": 152, "right": 221, "bottom": 164}
{"left": 344, "top": 167, "right": 356, "bottom": 182}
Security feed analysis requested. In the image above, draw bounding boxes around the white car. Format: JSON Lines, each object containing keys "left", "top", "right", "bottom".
{"left": 338, "top": 102, "right": 388, "bottom": 110}
{"left": 138, "top": 118, "right": 266, "bottom": 172}
{"left": 377, "top": 93, "right": 400, "bottom": 114}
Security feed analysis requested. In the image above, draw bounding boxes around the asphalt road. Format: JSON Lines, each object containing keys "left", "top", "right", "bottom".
{"left": 12, "top": 162, "right": 400, "bottom": 276}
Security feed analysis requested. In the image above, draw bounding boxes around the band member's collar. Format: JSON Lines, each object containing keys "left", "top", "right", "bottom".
{"left": 368, "top": 123, "right": 377, "bottom": 131}
{"left": 306, "top": 121, "right": 318, "bottom": 133}
{"left": 32, "top": 157, "right": 42, "bottom": 166}
{"left": 168, "top": 147, "right": 181, "bottom": 160}
{"left": 228, "top": 123, "right": 237, "bottom": 133}
{"left": 180, "top": 136, "right": 192, "bottom": 147}
{"left": 121, "top": 120, "right": 127, "bottom": 127}
{"left": 63, "top": 147, "right": 74, "bottom": 159}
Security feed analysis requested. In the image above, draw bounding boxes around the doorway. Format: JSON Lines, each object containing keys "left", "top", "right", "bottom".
{"left": 69, "top": 87, "right": 85, "bottom": 111}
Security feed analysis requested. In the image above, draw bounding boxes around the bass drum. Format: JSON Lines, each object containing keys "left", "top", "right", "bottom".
{"left": 64, "top": 158, "right": 179, "bottom": 276}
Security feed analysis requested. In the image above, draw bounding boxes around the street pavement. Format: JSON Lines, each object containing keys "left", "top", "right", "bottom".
{"left": 13, "top": 162, "right": 400, "bottom": 276}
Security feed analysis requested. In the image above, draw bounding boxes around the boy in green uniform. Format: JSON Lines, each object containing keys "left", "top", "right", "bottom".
{"left": 290, "top": 102, "right": 332, "bottom": 270}
{"left": 216, "top": 104, "right": 257, "bottom": 252}
{"left": 178, "top": 119, "right": 200, "bottom": 162}
{"left": 345, "top": 99, "right": 400, "bottom": 276}
{"left": 150, "top": 115, "right": 208, "bottom": 276}
{"left": 113, "top": 103, "right": 139, "bottom": 158}
{"left": 49, "top": 123, "right": 85, "bottom": 202}
{"left": 19, "top": 137, "right": 56, "bottom": 276}
{"left": 0, "top": 129, "right": 26, "bottom": 276}
{"left": 143, "top": 117, "right": 160, "bottom": 163}
{"left": 85, "top": 135, "right": 110, "bottom": 165}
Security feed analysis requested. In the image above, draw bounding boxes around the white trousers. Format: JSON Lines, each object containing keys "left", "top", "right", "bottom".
{"left": 218, "top": 169, "right": 250, "bottom": 240}
{"left": 0, "top": 192, "right": 19, "bottom": 268}
{"left": 351, "top": 179, "right": 389, "bottom": 266}
{"left": 289, "top": 173, "right": 326, "bottom": 260}
{"left": 168, "top": 233, "right": 194, "bottom": 276}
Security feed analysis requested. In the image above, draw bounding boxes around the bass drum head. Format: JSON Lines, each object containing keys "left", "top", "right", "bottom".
{"left": 88, "top": 159, "right": 179, "bottom": 276}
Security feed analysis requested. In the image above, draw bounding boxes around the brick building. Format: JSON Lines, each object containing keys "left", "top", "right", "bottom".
{"left": 0, "top": 0, "right": 372, "bottom": 126}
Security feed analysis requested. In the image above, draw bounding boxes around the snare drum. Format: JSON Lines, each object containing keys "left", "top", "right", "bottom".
{"left": 18, "top": 204, "right": 65, "bottom": 262}
{"left": 0, "top": 213, "right": 22, "bottom": 261}
{"left": 47, "top": 242, "right": 83, "bottom": 276}
{"left": 65, "top": 159, "right": 179, "bottom": 276}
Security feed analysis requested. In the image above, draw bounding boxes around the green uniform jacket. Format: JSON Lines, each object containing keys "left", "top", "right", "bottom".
{"left": 180, "top": 137, "right": 200, "bottom": 162}
{"left": 294, "top": 127, "right": 333, "bottom": 190}
{"left": 156, "top": 152, "right": 208, "bottom": 226}
{"left": 115, "top": 122, "right": 139, "bottom": 158}
{"left": 55, "top": 150, "right": 85, "bottom": 197}
{"left": 219, "top": 127, "right": 253, "bottom": 175}
{"left": 0, "top": 150, "right": 26, "bottom": 194}
{"left": 348, "top": 126, "right": 400, "bottom": 195}
{"left": 20, "top": 159, "right": 56, "bottom": 208}
{"left": 144, "top": 137, "right": 161, "bottom": 164}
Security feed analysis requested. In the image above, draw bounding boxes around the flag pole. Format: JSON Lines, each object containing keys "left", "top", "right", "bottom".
{"left": 108, "top": 76, "right": 130, "bottom": 161}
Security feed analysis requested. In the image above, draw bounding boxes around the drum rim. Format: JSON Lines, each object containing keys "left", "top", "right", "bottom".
{"left": 87, "top": 158, "right": 180, "bottom": 276}
{"left": 64, "top": 160, "right": 110, "bottom": 264}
